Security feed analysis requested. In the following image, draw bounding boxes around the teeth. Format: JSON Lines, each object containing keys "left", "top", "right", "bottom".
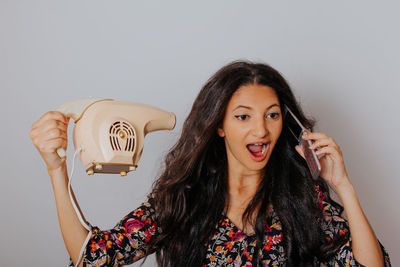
{"left": 247, "top": 143, "right": 268, "bottom": 155}
{"left": 261, "top": 144, "right": 266, "bottom": 154}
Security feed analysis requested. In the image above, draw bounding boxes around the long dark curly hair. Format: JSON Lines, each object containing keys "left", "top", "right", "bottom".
{"left": 148, "top": 60, "right": 348, "bottom": 266}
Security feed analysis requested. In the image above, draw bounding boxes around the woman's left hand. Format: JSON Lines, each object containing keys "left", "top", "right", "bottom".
{"left": 295, "top": 131, "right": 351, "bottom": 190}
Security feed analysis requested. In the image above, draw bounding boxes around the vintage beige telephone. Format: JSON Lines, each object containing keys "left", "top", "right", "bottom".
{"left": 56, "top": 97, "right": 176, "bottom": 266}
{"left": 57, "top": 97, "right": 176, "bottom": 176}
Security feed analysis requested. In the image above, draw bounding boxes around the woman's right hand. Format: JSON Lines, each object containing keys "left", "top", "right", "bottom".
{"left": 31, "top": 111, "right": 89, "bottom": 267}
{"left": 30, "top": 111, "right": 70, "bottom": 172}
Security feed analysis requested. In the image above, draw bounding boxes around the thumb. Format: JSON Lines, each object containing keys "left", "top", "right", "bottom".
{"left": 295, "top": 145, "right": 305, "bottom": 159}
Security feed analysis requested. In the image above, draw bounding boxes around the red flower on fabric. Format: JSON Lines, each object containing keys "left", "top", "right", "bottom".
{"left": 339, "top": 229, "right": 348, "bottom": 236}
{"left": 89, "top": 240, "right": 98, "bottom": 252}
{"left": 132, "top": 208, "right": 144, "bottom": 217}
{"left": 231, "top": 232, "right": 246, "bottom": 242}
{"left": 263, "top": 236, "right": 274, "bottom": 251}
{"left": 124, "top": 219, "right": 145, "bottom": 233}
{"left": 227, "top": 229, "right": 235, "bottom": 238}
{"left": 221, "top": 219, "right": 230, "bottom": 226}
{"left": 144, "top": 230, "right": 153, "bottom": 242}
{"left": 115, "top": 233, "right": 124, "bottom": 246}
{"left": 225, "top": 241, "right": 234, "bottom": 251}
{"left": 98, "top": 240, "right": 106, "bottom": 250}
{"left": 274, "top": 234, "right": 282, "bottom": 243}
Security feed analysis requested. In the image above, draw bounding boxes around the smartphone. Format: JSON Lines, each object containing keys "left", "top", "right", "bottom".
{"left": 284, "top": 105, "right": 321, "bottom": 180}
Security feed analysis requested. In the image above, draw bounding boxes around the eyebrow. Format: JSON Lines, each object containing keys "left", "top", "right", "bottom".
{"left": 233, "top": 103, "right": 280, "bottom": 111}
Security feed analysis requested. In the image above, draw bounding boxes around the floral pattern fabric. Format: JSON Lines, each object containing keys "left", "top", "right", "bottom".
{"left": 70, "top": 186, "right": 391, "bottom": 266}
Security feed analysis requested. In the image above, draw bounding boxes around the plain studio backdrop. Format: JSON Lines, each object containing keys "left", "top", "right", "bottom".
{"left": 1, "top": 1, "right": 399, "bottom": 266}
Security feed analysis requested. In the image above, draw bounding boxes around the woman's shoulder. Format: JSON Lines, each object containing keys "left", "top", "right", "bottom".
{"left": 115, "top": 196, "right": 157, "bottom": 230}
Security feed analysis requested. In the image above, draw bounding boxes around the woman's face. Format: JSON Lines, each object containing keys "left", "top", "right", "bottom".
{"left": 217, "top": 83, "right": 283, "bottom": 174}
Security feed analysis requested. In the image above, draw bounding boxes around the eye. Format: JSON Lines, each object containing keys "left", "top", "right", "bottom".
{"left": 266, "top": 112, "right": 280, "bottom": 119}
{"left": 235, "top": 115, "right": 249, "bottom": 121}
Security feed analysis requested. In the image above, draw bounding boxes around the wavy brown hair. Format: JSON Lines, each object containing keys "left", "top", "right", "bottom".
{"left": 147, "top": 61, "right": 348, "bottom": 266}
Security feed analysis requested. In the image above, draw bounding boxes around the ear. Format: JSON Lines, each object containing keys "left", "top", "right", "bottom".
{"left": 217, "top": 127, "right": 225, "bottom": 137}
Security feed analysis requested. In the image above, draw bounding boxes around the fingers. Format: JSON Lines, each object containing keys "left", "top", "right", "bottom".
{"left": 37, "top": 137, "right": 67, "bottom": 153}
{"left": 302, "top": 131, "right": 343, "bottom": 157}
{"left": 30, "top": 120, "right": 68, "bottom": 140}
{"left": 30, "top": 111, "right": 69, "bottom": 154}
{"left": 31, "top": 111, "right": 68, "bottom": 131}
{"left": 308, "top": 137, "right": 337, "bottom": 151}
{"left": 30, "top": 111, "right": 70, "bottom": 171}
{"left": 302, "top": 131, "right": 330, "bottom": 141}
{"left": 31, "top": 111, "right": 68, "bottom": 138}
{"left": 314, "top": 146, "right": 343, "bottom": 162}
{"left": 31, "top": 130, "right": 68, "bottom": 154}
{"left": 303, "top": 132, "right": 336, "bottom": 147}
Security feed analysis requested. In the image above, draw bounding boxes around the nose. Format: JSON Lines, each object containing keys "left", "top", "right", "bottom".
{"left": 251, "top": 117, "right": 269, "bottom": 138}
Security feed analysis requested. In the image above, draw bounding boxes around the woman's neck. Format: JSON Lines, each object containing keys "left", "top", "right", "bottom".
{"left": 225, "top": 170, "right": 263, "bottom": 234}
{"left": 227, "top": 169, "right": 262, "bottom": 198}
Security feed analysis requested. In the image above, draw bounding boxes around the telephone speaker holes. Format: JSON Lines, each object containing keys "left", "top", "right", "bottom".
{"left": 109, "top": 121, "right": 136, "bottom": 152}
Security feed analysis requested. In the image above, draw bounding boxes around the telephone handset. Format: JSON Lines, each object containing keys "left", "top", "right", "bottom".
{"left": 56, "top": 97, "right": 176, "bottom": 176}
{"left": 55, "top": 98, "right": 176, "bottom": 266}
{"left": 284, "top": 105, "right": 321, "bottom": 180}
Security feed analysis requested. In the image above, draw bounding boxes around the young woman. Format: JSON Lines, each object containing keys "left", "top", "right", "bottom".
{"left": 30, "top": 61, "right": 391, "bottom": 266}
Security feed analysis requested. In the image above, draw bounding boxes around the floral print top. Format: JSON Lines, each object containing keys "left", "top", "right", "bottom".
{"left": 70, "top": 185, "right": 391, "bottom": 266}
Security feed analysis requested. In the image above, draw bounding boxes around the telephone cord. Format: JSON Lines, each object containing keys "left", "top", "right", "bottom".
{"left": 68, "top": 146, "right": 92, "bottom": 267}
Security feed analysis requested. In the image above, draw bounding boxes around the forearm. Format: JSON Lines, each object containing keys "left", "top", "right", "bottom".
{"left": 336, "top": 179, "right": 384, "bottom": 266}
{"left": 49, "top": 164, "right": 89, "bottom": 267}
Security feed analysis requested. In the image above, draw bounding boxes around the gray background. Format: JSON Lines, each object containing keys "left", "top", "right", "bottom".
{"left": 1, "top": 1, "right": 399, "bottom": 266}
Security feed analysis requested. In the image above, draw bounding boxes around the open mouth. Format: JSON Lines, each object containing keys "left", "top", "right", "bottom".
{"left": 246, "top": 143, "right": 269, "bottom": 162}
